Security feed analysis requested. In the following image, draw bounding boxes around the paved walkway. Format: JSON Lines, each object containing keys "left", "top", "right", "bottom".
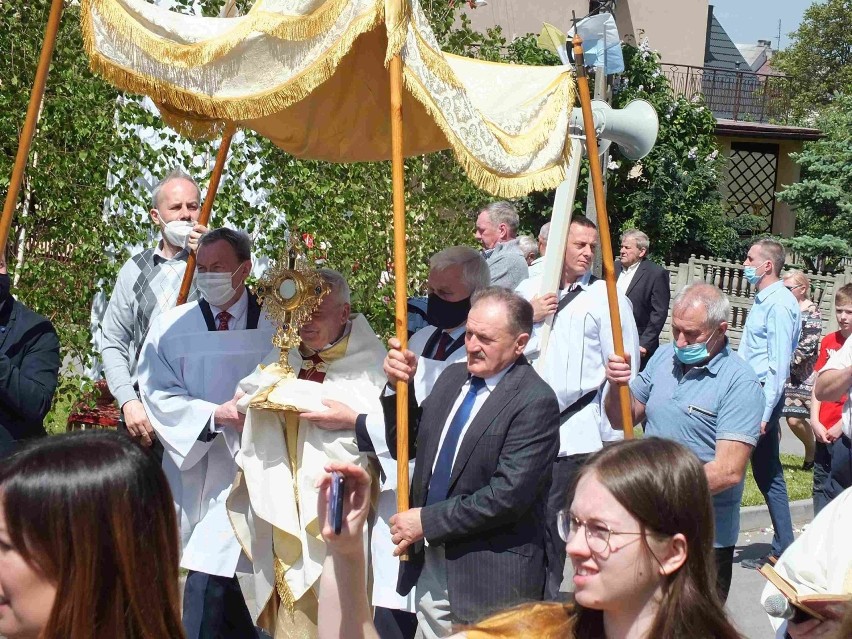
{"left": 729, "top": 417, "right": 811, "bottom": 638}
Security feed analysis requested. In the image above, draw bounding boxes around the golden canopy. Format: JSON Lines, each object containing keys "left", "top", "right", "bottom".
{"left": 81, "top": 0, "right": 575, "bottom": 197}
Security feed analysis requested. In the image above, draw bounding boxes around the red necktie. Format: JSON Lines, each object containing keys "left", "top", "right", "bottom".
{"left": 299, "top": 352, "right": 327, "bottom": 383}
{"left": 216, "top": 311, "right": 231, "bottom": 331}
{"left": 433, "top": 332, "right": 453, "bottom": 361}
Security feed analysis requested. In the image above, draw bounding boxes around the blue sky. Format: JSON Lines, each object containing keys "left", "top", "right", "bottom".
{"left": 709, "top": 0, "right": 820, "bottom": 49}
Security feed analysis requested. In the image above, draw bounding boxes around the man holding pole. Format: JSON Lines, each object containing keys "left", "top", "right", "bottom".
{"left": 308, "top": 246, "right": 490, "bottom": 639}
{"left": 603, "top": 283, "right": 762, "bottom": 601}
{"left": 383, "top": 287, "right": 559, "bottom": 638}
{"left": 515, "top": 214, "right": 640, "bottom": 600}
{"left": 100, "top": 169, "right": 206, "bottom": 456}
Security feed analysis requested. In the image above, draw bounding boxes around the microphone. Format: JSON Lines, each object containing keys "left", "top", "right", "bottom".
{"left": 763, "top": 594, "right": 811, "bottom": 624}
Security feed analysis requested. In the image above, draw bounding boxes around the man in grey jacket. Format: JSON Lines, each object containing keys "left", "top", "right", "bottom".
{"left": 100, "top": 169, "right": 204, "bottom": 455}
{"left": 474, "top": 201, "right": 528, "bottom": 290}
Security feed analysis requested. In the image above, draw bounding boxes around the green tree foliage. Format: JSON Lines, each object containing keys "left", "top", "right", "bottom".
{"left": 777, "top": 93, "right": 852, "bottom": 272}
{"left": 772, "top": 0, "right": 852, "bottom": 121}
{"left": 1, "top": 1, "right": 125, "bottom": 424}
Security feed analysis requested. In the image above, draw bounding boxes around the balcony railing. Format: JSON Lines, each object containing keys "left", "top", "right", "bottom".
{"left": 660, "top": 64, "right": 795, "bottom": 124}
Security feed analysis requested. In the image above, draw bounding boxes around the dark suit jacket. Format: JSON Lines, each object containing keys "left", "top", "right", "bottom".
{"left": 383, "top": 357, "right": 559, "bottom": 623}
{"left": 615, "top": 259, "right": 670, "bottom": 358}
{"left": 0, "top": 296, "right": 61, "bottom": 456}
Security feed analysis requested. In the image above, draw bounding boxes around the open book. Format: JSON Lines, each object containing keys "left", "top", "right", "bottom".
{"left": 760, "top": 564, "right": 852, "bottom": 621}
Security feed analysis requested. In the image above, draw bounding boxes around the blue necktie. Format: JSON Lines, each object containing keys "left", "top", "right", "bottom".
{"left": 426, "top": 376, "right": 486, "bottom": 506}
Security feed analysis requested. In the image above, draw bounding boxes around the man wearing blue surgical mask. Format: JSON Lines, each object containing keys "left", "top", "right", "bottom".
{"left": 738, "top": 239, "right": 801, "bottom": 570}
{"left": 603, "top": 282, "right": 763, "bottom": 602}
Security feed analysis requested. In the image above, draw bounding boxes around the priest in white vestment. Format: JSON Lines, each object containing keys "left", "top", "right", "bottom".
{"left": 228, "top": 269, "right": 387, "bottom": 639}
{"left": 304, "top": 247, "right": 489, "bottom": 639}
{"left": 138, "top": 228, "right": 275, "bottom": 639}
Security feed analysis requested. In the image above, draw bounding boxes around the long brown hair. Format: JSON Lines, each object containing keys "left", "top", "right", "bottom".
{"left": 0, "top": 430, "right": 185, "bottom": 639}
{"left": 466, "top": 438, "right": 742, "bottom": 639}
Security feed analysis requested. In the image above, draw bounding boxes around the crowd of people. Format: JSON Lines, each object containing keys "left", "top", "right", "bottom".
{"left": 1, "top": 170, "right": 852, "bottom": 639}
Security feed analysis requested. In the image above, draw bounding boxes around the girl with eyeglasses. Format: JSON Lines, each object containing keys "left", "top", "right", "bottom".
{"left": 316, "top": 437, "right": 743, "bottom": 639}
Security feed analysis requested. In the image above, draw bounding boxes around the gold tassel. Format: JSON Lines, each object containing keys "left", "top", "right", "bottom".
{"left": 274, "top": 557, "right": 297, "bottom": 617}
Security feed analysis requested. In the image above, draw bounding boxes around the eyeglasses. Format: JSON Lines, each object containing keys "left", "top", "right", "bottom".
{"left": 557, "top": 510, "right": 645, "bottom": 554}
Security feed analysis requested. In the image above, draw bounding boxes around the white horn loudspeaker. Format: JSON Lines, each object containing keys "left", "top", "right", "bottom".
{"left": 569, "top": 98, "right": 659, "bottom": 160}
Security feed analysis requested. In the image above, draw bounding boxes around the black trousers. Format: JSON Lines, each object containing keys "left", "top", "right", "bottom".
{"left": 714, "top": 546, "right": 734, "bottom": 603}
{"left": 183, "top": 571, "right": 257, "bottom": 639}
{"left": 374, "top": 606, "right": 418, "bottom": 639}
{"left": 813, "top": 435, "right": 852, "bottom": 516}
{"left": 544, "top": 453, "right": 591, "bottom": 601}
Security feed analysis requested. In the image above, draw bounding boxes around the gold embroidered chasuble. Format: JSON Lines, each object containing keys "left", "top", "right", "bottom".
{"left": 228, "top": 314, "right": 386, "bottom": 638}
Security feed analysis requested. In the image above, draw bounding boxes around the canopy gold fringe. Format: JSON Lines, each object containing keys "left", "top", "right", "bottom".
{"left": 82, "top": 3, "right": 383, "bottom": 123}
{"left": 402, "top": 68, "right": 570, "bottom": 197}
{"left": 81, "top": 0, "right": 361, "bottom": 69}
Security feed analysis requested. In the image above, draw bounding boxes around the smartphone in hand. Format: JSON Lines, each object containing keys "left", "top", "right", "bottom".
{"left": 328, "top": 471, "right": 345, "bottom": 535}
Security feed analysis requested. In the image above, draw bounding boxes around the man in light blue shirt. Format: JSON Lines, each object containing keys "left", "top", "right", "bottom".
{"left": 604, "top": 283, "right": 762, "bottom": 601}
{"left": 738, "top": 238, "right": 802, "bottom": 567}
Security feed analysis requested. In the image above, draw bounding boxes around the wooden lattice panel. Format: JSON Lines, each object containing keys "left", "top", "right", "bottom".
{"left": 725, "top": 142, "right": 779, "bottom": 233}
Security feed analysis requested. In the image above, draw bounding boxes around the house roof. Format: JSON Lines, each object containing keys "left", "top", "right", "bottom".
{"left": 715, "top": 119, "right": 823, "bottom": 141}
{"left": 705, "top": 8, "right": 751, "bottom": 71}
{"left": 736, "top": 44, "right": 767, "bottom": 71}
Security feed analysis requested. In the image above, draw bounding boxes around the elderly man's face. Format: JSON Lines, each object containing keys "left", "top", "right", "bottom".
{"left": 300, "top": 292, "right": 350, "bottom": 351}
{"left": 619, "top": 238, "right": 646, "bottom": 268}
{"left": 464, "top": 299, "right": 528, "bottom": 378}
{"left": 671, "top": 303, "right": 725, "bottom": 351}
{"left": 427, "top": 264, "right": 470, "bottom": 302}
{"left": 474, "top": 211, "right": 504, "bottom": 250}
{"left": 150, "top": 178, "right": 200, "bottom": 226}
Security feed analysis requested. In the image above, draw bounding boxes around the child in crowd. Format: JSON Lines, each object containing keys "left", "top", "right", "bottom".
{"left": 810, "top": 283, "right": 852, "bottom": 514}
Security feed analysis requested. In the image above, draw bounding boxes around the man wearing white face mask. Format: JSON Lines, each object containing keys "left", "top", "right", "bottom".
{"left": 603, "top": 283, "right": 763, "bottom": 602}
{"left": 138, "top": 227, "right": 275, "bottom": 639}
{"left": 100, "top": 168, "right": 206, "bottom": 458}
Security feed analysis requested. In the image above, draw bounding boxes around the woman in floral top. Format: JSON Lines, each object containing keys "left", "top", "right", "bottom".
{"left": 781, "top": 270, "right": 823, "bottom": 470}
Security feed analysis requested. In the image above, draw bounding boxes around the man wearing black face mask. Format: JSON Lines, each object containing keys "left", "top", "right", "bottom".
{"left": 0, "top": 258, "right": 61, "bottom": 457}
{"left": 306, "top": 245, "right": 489, "bottom": 639}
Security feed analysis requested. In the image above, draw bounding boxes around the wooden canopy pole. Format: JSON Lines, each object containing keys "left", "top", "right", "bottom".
{"left": 389, "top": 53, "right": 411, "bottom": 548}
{"left": 0, "top": 0, "right": 64, "bottom": 257}
{"left": 176, "top": 126, "right": 236, "bottom": 306}
{"left": 572, "top": 33, "right": 635, "bottom": 438}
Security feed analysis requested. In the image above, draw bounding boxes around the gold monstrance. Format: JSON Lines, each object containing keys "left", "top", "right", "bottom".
{"left": 251, "top": 236, "right": 329, "bottom": 411}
